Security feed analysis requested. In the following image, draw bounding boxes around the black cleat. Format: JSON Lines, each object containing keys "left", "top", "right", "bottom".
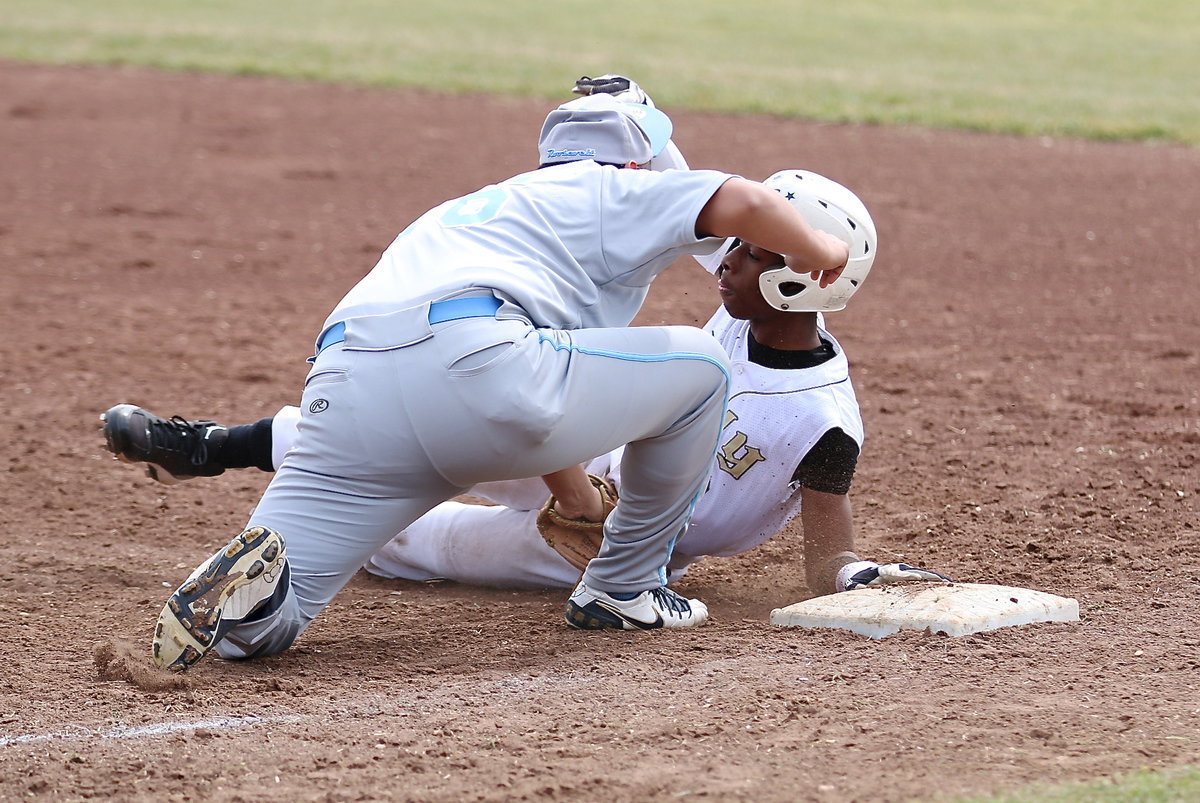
{"left": 100, "top": 403, "right": 228, "bottom": 484}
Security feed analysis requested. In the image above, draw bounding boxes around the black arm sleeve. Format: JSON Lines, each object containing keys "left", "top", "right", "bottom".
{"left": 790, "top": 427, "right": 859, "bottom": 495}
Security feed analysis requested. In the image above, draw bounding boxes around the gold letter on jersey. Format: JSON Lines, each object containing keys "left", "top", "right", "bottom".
{"left": 717, "top": 410, "right": 765, "bottom": 479}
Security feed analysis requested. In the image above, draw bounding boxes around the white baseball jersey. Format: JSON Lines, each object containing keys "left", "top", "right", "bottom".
{"left": 667, "top": 306, "right": 864, "bottom": 564}
{"left": 326, "top": 160, "right": 729, "bottom": 333}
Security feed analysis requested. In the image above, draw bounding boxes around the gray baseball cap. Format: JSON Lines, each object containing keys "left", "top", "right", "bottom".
{"left": 537, "top": 94, "right": 673, "bottom": 167}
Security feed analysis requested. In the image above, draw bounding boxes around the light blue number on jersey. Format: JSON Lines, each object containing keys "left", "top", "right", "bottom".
{"left": 440, "top": 187, "right": 509, "bottom": 227}
{"left": 386, "top": 186, "right": 510, "bottom": 247}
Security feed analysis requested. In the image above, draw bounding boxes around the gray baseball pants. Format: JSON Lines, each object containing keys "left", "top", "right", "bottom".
{"left": 214, "top": 294, "right": 730, "bottom": 659}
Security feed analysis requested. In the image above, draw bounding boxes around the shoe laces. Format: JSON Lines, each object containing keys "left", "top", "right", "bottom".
{"left": 150, "top": 416, "right": 216, "bottom": 467}
{"left": 649, "top": 587, "right": 692, "bottom": 615}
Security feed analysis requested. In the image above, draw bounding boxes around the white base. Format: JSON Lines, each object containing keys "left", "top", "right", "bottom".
{"left": 770, "top": 582, "right": 1079, "bottom": 639}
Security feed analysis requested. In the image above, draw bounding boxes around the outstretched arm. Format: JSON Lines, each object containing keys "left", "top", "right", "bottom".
{"left": 800, "top": 487, "right": 860, "bottom": 596}
{"left": 800, "top": 487, "right": 955, "bottom": 594}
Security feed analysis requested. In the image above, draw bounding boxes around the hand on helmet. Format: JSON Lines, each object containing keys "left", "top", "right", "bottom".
{"left": 785, "top": 232, "right": 849, "bottom": 288}
{"left": 836, "top": 560, "right": 952, "bottom": 592}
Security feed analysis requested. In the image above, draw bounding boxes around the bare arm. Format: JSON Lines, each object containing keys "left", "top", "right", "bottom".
{"left": 696, "top": 177, "right": 850, "bottom": 287}
{"left": 541, "top": 465, "right": 606, "bottom": 521}
{"left": 800, "top": 487, "right": 859, "bottom": 595}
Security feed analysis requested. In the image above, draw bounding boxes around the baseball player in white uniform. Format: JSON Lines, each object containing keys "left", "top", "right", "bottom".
{"left": 134, "top": 91, "right": 851, "bottom": 671}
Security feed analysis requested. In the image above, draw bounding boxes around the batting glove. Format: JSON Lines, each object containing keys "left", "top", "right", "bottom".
{"left": 572, "top": 74, "right": 655, "bottom": 108}
{"left": 836, "top": 560, "right": 952, "bottom": 592}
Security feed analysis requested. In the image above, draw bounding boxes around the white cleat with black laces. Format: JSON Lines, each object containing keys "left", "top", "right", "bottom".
{"left": 565, "top": 581, "right": 709, "bottom": 630}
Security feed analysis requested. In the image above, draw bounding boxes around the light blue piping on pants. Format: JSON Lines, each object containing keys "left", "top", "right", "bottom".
{"left": 537, "top": 331, "right": 732, "bottom": 585}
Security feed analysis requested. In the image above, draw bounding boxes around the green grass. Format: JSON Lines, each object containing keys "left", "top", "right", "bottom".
{"left": 0, "top": 0, "right": 1196, "bottom": 144}
{"left": 966, "top": 764, "right": 1200, "bottom": 802}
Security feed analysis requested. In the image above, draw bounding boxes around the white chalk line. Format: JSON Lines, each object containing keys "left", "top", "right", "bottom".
{"left": 0, "top": 672, "right": 594, "bottom": 749}
{"left": 0, "top": 713, "right": 307, "bottom": 748}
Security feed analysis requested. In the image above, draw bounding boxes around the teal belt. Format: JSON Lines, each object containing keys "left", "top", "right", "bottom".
{"left": 316, "top": 295, "right": 503, "bottom": 355}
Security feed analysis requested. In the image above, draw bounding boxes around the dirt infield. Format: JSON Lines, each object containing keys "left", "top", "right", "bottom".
{"left": 1, "top": 60, "right": 1198, "bottom": 801}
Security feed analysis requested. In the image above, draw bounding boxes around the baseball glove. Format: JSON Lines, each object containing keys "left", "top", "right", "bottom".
{"left": 537, "top": 474, "right": 618, "bottom": 572}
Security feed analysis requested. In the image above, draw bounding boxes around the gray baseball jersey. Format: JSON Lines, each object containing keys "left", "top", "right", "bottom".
{"left": 326, "top": 160, "right": 729, "bottom": 332}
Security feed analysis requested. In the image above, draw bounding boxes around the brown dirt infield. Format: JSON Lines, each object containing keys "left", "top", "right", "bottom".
{"left": 1, "top": 61, "right": 1198, "bottom": 801}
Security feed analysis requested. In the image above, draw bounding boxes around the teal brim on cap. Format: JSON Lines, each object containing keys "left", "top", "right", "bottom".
{"left": 622, "top": 104, "right": 673, "bottom": 158}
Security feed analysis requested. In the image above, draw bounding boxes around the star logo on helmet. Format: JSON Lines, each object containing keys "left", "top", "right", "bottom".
{"left": 785, "top": 192, "right": 795, "bottom": 200}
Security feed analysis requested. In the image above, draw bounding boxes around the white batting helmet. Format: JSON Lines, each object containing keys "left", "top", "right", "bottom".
{"left": 758, "top": 170, "right": 877, "bottom": 312}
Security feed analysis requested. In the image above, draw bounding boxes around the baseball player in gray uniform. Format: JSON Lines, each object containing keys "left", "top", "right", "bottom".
{"left": 139, "top": 92, "right": 850, "bottom": 671}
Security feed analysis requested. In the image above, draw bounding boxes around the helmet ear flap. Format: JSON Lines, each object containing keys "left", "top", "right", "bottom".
{"left": 758, "top": 268, "right": 814, "bottom": 311}
{"left": 758, "top": 170, "right": 877, "bottom": 312}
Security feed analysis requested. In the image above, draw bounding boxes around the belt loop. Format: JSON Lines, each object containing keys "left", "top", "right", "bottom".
{"left": 315, "top": 321, "right": 346, "bottom": 356}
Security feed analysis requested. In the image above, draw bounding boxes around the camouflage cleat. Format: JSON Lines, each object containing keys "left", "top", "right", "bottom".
{"left": 153, "top": 526, "right": 287, "bottom": 671}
